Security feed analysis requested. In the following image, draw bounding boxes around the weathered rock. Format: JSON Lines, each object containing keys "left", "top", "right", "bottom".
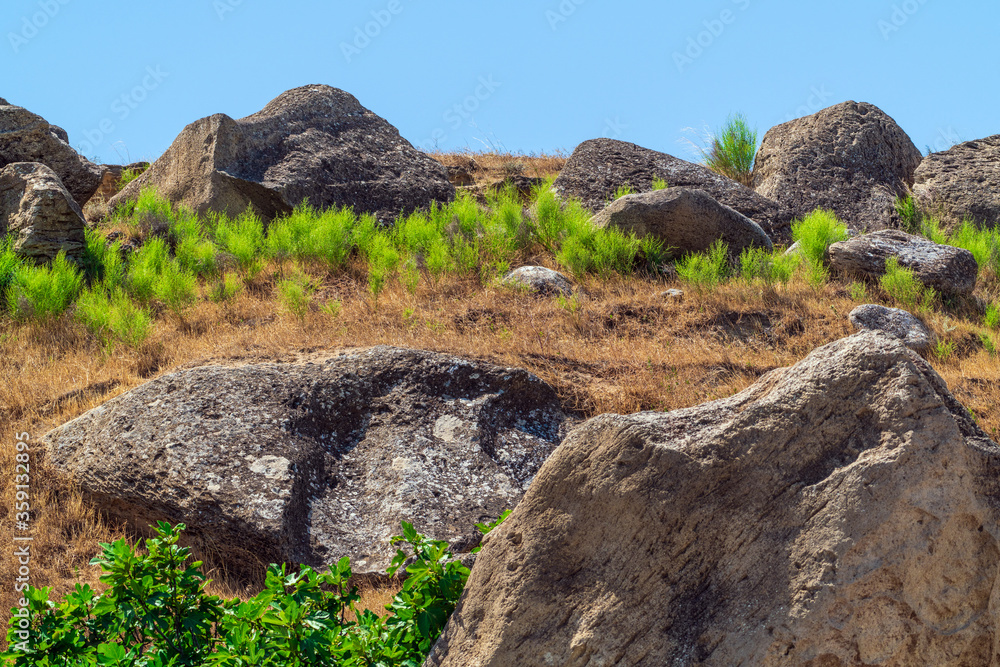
{"left": 753, "top": 101, "right": 922, "bottom": 231}
{"left": 109, "top": 85, "right": 455, "bottom": 222}
{"left": 913, "top": 135, "right": 1000, "bottom": 228}
{"left": 92, "top": 162, "right": 149, "bottom": 203}
{"left": 427, "top": 331, "right": 1000, "bottom": 666}
{"left": 43, "top": 347, "right": 568, "bottom": 576}
{"left": 849, "top": 304, "right": 935, "bottom": 353}
{"left": 0, "top": 162, "right": 86, "bottom": 262}
{"left": 829, "top": 229, "right": 978, "bottom": 295}
{"left": 446, "top": 165, "right": 475, "bottom": 186}
{"left": 661, "top": 288, "right": 684, "bottom": 300}
{"left": 501, "top": 266, "right": 575, "bottom": 297}
{"left": 591, "top": 187, "right": 772, "bottom": 256}
{"left": 553, "top": 138, "right": 794, "bottom": 242}
{"left": 0, "top": 98, "right": 103, "bottom": 208}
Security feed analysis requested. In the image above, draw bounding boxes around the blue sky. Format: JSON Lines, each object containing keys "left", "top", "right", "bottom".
{"left": 2, "top": 0, "right": 995, "bottom": 164}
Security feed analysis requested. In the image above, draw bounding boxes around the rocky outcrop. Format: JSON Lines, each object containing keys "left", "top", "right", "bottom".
{"left": 0, "top": 98, "right": 103, "bottom": 207}
{"left": 849, "top": 304, "right": 934, "bottom": 354}
{"left": 829, "top": 230, "right": 978, "bottom": 296}
{"left": 753, "top": 101, "right": 922, "bottom": 232}
{"left": 0, "top": 162, "right": 86, "bottom": 263}
{"left": 913, "top": 135, "right": 1000, "bottom": 228}
{"left": 427, "top": 331, "right": 1000, "bottom": 666}
{"left": 590, "top": 187, "right": 772, "bottom": 256}
{"left": 501, "top": 266, "right": 575, "bottom": 297}
{"left": 553, "top": 138, "right": 794, "bottom": 242}
{"left": 43, "top": 347, "right": 569, "bottom": 576}
{"left": 109, "top": 85, "right": 454, "bottom": 223}
{"left": 92, "top": 162, "right": 149, "bottom": 203}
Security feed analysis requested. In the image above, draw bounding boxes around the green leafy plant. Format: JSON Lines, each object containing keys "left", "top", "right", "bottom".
{"left": 880, "top": 256, "right": 937, "bottom": 312}
{"left": 116, "top": 164, "right": 147, "bottom": 189}
{"left": 981, "top": 332, "right": 997, "bottom": 356}
{"left": 848, "top": 281, "right": 868, "bottom": 302}
{"left": 676, "top": 240, "right": 730, "bottom": 292}
{"left": 697, "top": 112, "right": 757, "bottom": 187}
{"left": 895, "top": 195, "right": 922, "bottom": 235}
{"left": 6, "top": 252, "right": 84, "bottom": 321}
{"left": 651, "top": 176, "right": 668, "bottom": 191}
{"left": 934, "top": 338, "right": 956, "bottom": 361}
{"left": 790, "top": 209, "right": 849, "bottom": 266}
{"left": 985, "top": 302, "right": 1000, "bottom": 329}
{"left": 277, "top": 269, "right": 318, "bottom": 322}
{"left": 208, "top": 271, "right": 243, "bottom": 303}
{"left": 738, "top": 246, "right": 797, "bottom": 285}
{"left": 76, "top": 287, "right": 153, "bottom": 348}
{"left": 611, "top": 183, "right": 635, "bottom": 201}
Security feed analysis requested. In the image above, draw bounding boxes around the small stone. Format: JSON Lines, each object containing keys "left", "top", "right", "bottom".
{"left": 502, "top": 266, "right": 575, "bottom": 297}
{"left": 661, "top": 289, "right": 684, "bottom": 300}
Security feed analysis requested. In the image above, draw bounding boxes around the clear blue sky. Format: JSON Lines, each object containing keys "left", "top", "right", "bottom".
{"left": 3, "top": 0, "right": 996, "bottom": 164}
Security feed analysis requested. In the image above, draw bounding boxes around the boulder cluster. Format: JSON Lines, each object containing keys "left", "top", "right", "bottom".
{"left": 5, "top": 86, "right": 1000, "bottom": 664}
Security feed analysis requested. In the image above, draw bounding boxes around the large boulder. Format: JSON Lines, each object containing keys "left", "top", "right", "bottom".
{"left": 109, "top": 85, "right": 455, "bottom": 223}
{"left": 0, "top": 162, "right": 86, "bottom": 263}
{"left": 849, "top": 303, "right": 934, "bottom": 354}
{"left": 829, "top": 229, "right": 978, "bottom": 296}
{"left": 913, "top": 135, "right": 1000, "bottom": 228}
{"left": 0, "top": 98, "right": 103, "bottom": 208}
{"left": 427, "top": 331, "right": 1000, "bottom": 666}
{"left": 590, "top": 187, "right": 772, "bottom": 256}
{"left": 501, "top": 266, "right": 575, "bottom": 297}
{"left": 552, "top": 138, "right": 794, "bottom": 243}
{"left": 43, "top": 347, "right": 568, "bottom": 576}
{"left": 753, "top": 101, "right": 922, "bottom": 231}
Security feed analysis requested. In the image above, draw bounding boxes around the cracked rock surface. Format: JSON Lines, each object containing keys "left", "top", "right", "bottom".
{"left": 428, "top": 331, "right": 1000, "bottom": 666}
{"left": 43, "top": 347, "right": 569, "bottom": 575}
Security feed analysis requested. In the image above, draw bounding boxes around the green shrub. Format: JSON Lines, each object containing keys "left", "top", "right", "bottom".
{"left": 127, "top": 237, "right": 170, "bottom": 303}
{"left": 555, "top": 235, "right": 594, "bottom": 278}
{"left": 2, "top": 520, "right": 476, "bottom": 666}
{"left": 214, "top": 209, "right": 265, "bottom": 278}
{"left": 934, "top": 338, "right": 956, "bottom": 361}
{"left": 116, "top": 164, "right": 146, "bottom": 189}
{"left": 804, "top": 258, "right": 830, "bottom": 291}
{"left": 895, "top": 195, "right": 922, "bottom": 235}
{"left": 0, "top": 239, "right": 22, "bottom": 309}
{"left": 790, "top": 209, "right": 849, "bottom": 266}
{"left": 849, "top": 281, "right": 868, "bottom": 301}
{"left": 880, "top": 256, "right": 937, "bottom": 312}
{"left": 698, "top": 112, "right": 757, "bottom": 187}
{"left": 651, "top": 176, "right": 668, "bottom": 191}
{"left": 76, "top": 287, "right": 153, "bottom": 348}
{"left": 611, "top": 183, "right": 635, "bottom": 201}
{"left": 948, "top": 219, "right": 996, "bottom": 275}
{"left": 981, "top": 332, "right": 997, "bottom": 356}
{"left": 985, "top": 302, "right": 1000, "bottom": 329}
{"left": 364, "top": 232, "right": 400, "bottom": 302}
{"left": 738, "top": 246, "right": 797, "bottom": 285}
{"left": 277, "top": 269, "right": 317, "bottom": 322}
{"left": 153, "top": 260, "right": 199, "bottom": 319}
{"left": 6, "top": 252, "right": 83, "bottom": 321}
{"left": 676, "top": 240, "right": 730, "bottom": 291}
{"left": 920, "top": 216, "right": 949, "bottom": 245}
{"left": 590, "top": 228, "right": 640, "bottom": 276}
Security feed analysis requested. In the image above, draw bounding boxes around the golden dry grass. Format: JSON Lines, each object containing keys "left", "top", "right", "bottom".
{"left": 3, "top": 154, "right": 1000, "bottom": 638}
{"left": 427, "top": 150, "right": 567, "bottom": 187}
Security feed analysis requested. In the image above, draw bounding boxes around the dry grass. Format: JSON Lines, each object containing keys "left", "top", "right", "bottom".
{"left": 428, "top": 150, "right": 567, "bottom": 187}
{"left": 6, "top": 163, "right": 1000, "bottom": 638}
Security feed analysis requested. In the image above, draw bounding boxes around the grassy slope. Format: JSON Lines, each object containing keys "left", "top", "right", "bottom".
{"left": 3, "top": 152, "right": 1000, "bottom": 630}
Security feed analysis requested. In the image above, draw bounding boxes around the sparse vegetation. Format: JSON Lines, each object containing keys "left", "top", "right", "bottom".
{"left": 696, "top": 112, "right": 758, "bottom": 187}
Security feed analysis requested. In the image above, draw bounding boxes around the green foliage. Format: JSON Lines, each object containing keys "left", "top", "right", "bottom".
{"left": 985, "top": 302, "right": 1000, "bottom": 329}
{"left": 363, "top": 232, "right": 400, "bottom": 302}
{"left": 214, "top": 210, "right": 265, "bottom": 279}
{"left": 277, "top": 269, "right": 317, "bottom": 322}
{"left": 920, "top": 216, "right": 948, "bottom": 245}
{"left": 676, "top": 240, "right": 730, "bottom": 291}
{"left": 981, "top": 332, "right": 997, "bottom": 356}
{"left": 948, "top": 219, "right": 997, "bottom": 276}
{"left": 116, "top": 164, "right": 146, "bottom": 189}
{"left": 880, "top": 256, "right": 937, "bottom": 312}
{"left": 849, "top": 281, "right": 868, "bottom": 302}
{"left": 790, "top": 209, "right": 849, "bottom": 266}
{"left": 934, "top": 338, "right": 956, "bottom": 361}
{"left": 76, "top": 287, "right": 153, "bottom": 348}
{"left": 738, "top": 246, "right": 798, "bottom": 285}
{"left": 127, "top": 238, "right": 170, "bottom": 304}
{"left": 0, "top": 239, "right": 22, "bottom": 309}
{"left": 895, "top": 195, "right": 922, "bottom": 235}
{"left": 153, "top": 261, "right": 199, "bottom": 319}
{"left": 6, "top": 252, "right": 84, "bottom": 321}
{"left": 698, "top": 112, "right": 757, "bottom": 187}
{"left": 3, "top": 521, "right": 473, "bottom": 667}
{"left": 208, "top": 272, "right": 243, "bottom": 303}
{"left": 611, "top": 183, "right": 635, "bottom": 201}
{"left": 651, "top": 176, "right": 668, "bottom": 191}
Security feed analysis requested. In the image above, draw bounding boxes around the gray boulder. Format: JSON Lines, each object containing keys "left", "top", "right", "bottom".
{"left": 428, "top": 331, "right": 1000, "bottom": 666}
{"left": 754, "top": 101, "right": 922, "bottom": 231}
{"left": 590, "top": 187, "right": 772, "bottom": 257}
{"left": 0, "top": 162, "right": 86, "bottom": 263}
{"left": 849, "top": 304, "right": 935, "bottom": 353}
{"left": 109, "top": 85, "right": 455, "bottom": 223}
{"left": 501, "top": 266, "right": 575, "bottom": 297}
{"left": 913, "top": 135, "right": 1000, "bottom": 228}
{"left": 552, "top": 138, "right": 794, "bottom": 243}
{"left": 829, "top": 229, "right": 978, "bottom": 296}
{"left": 43, "top": 347, "right": 569, "bottom": 576}
{"left": 0, "top": 98, "right": 103, "bottom": 208}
